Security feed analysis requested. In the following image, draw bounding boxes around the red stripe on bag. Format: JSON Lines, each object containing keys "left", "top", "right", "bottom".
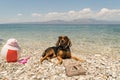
{"left": 6, "top": 49, "right": 18, "bottom": 62}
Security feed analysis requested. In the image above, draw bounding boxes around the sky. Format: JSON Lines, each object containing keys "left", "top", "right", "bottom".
{"left": 0, "top": 0, "right": 120, "bottom": 23}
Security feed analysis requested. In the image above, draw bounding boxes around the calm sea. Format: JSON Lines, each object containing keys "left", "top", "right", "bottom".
{"left": 0, "top": 24, "right": 120, "bottom": 47}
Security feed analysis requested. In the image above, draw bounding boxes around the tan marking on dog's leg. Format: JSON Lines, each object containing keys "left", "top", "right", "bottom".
{"left": 53, "top": 54, "right": 56, "bottom": 58}
{"left": 56, "top": 56, "right": 63, "bottom": 64}
{"left": 40, "top": 57, "right": 44, "bottom": 64}
{"left": 47, "top": 57, "right": 51, "bottom": 62}
{"left": 71, "top": 56, "right": 85, "bottom": 62}
{"left": 40, "top": 55, "right": 48, "bottom": 64}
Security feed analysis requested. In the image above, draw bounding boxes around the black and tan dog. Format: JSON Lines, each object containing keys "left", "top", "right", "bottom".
{"left": 40, "top": 36, "right": 84, "bottom": 64}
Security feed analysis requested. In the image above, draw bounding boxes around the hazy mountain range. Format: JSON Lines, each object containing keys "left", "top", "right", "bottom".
{"left": 15, "top": 19, "right": 120, "bottom": 24}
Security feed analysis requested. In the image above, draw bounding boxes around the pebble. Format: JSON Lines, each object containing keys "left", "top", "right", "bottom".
{"left": 0, "top": 50, "right": 119, "bottom": 80}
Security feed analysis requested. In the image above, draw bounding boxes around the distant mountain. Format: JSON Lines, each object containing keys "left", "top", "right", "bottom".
{"left": 43, "top": 20, "right": 66, "bottom": 24}
{"left": 42, "top": 19, "right": 120, "bottom": 24}
{"left": 13, "top": 18, "right": 120, "bottom": 24}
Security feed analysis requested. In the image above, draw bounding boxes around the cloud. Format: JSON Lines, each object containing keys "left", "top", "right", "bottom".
{"left": 32, "top": 13, "right": 42, "bottom": 17}
{"left": 97, "top": 8, "right": 120, "bottom": 21}
{"left": 17, "top": 13, "right": 23, "bottom": 16}
{"left": 31, "top": 8, "right": 120, "bottom": 22}
{"left": 31, "top": 8, "right": 94, "bottom": 21}
{"left": 1, "top": 8, "right": 120, "bottom": 23}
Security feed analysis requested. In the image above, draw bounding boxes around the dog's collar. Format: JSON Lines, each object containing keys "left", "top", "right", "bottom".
{"left": 58, "top": 46, "right": 69, "bottom": 50}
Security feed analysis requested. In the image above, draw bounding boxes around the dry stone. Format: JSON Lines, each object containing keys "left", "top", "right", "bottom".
{"left": 63, "top": 59, "right": 86, "bottom": 77}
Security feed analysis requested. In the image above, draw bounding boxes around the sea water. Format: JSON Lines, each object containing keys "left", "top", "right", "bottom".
{"left": 0, "top": 24, "right": 120, "bottom": 56}
{"left": 0, "top": 24, "right": 120, "bottom": 44}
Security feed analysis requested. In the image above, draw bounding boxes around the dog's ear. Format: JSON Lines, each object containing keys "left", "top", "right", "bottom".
{"left": 68, "top": 39, "right": 72, "bottom": 47}
{"left": 65, "top": 36, "right": 72, "bottom": 48}
{"left": 56, "top": 36, "right": 61, "bottom": 46}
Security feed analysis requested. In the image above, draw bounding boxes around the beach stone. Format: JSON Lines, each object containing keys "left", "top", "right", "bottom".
{"left": 63, "top": 59, "right": 86, "bottom": 77}
{"left": 0, "top": 38, "right": 4, "bottom": 45}
{"left": 0, "top": 43, "right": 120, "bottom": 80}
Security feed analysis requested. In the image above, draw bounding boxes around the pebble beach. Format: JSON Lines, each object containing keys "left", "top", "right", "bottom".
{"left": 0, "top": 40, "right": 120, "bottom": 80}
{"left": 0, "top": 0, "right": 120, "bottom": 79}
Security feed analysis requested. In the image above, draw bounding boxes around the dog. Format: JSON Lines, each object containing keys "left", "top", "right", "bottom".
{"left": 40, "top": 36, "right": 84, "bottom": 64}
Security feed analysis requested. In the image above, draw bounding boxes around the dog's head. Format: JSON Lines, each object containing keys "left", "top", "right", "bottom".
{"left": 56, "top": 36, "right": 72, "bottom": 48}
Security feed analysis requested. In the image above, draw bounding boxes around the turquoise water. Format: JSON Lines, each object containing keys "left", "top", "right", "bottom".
{"left": 0, "top": 24, "right": 120, "bottom": 47}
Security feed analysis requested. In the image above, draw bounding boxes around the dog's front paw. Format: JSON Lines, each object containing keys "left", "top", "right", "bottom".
{"left": 40, "top": 58, "right": 43, "bottom": 64}
{"left": 53, "top": 54, "right": 56, "bottom": 58}
{"left": 80, "top": 59, "right": 86, "bottom": 63}
{"left": 55, "top": 61, "right": 63, "bottom": 65}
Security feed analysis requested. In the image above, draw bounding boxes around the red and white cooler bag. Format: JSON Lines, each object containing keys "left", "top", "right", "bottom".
{"left": 1, "top": 38, "right": 21, "bottom": 62}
